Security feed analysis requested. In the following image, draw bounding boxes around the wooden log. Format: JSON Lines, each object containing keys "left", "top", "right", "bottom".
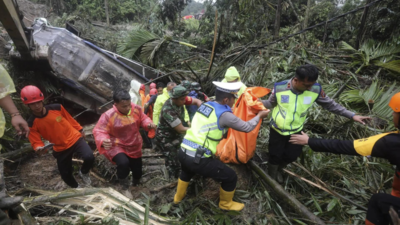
{"left": 0, "top": 196, "right": 23, "bottom": 208}
{"left": 142, "top": 158, "right": 165, "bottom": 165}
{"left": 248, "top": 161, "right": 326, "bottom": 225}
{"left": 150, "top": 182, "right": 177, "bottom": 192}
{"left": 13, "top": 204, "right": 36, "bottom": 225}
{"left": 0, "top": 146, "right": 33, "bottom": 160}
{"left": 144, "top": 165, "right": 162, "bottom": 172}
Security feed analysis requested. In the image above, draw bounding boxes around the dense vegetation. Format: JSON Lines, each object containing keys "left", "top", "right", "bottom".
{"left": 2, "top": 0, "right": 400, "bottom": 224}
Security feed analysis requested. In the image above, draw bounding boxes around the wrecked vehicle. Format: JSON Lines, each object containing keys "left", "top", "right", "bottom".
{"left": 7, "top": 17, "right": 161, "bottom": 114}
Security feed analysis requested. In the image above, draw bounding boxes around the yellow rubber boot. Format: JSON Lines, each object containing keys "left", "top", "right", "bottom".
{"left": 218, "top": 187, "right": 244, "bottom": 211}
{"left": 173, "top": 179, "right": 190, "bottom": 204}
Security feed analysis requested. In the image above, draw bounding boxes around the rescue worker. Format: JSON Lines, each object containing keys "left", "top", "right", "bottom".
{"left": 23, "top": 85, "right": 94, "bottom": 188}
{"left": 144, "top": 89, "right": 158, "bottom": 119}
{"left": 262, "top": 64, "right": 370, "bottom": 182}
{"left": 92, "top": 90, "right": 156, "bottom": 198}
{"left": 173, "top": 82, "right": 270, "bottom": 211}
{"left": 186, "top": 82, "right": 210, "bottom": 121}
{"left": 221, "top": 66, "right": 247, "bottom": 100}
{"left": 365, "top": 193, "right": 400, "bottom": 225}
{"left": 157, "top": 82, "right": 165, "bottom": 95}
{"left": 181, "top": 80, "right": 192, "bottom": 90}
{"left": 144, "top": 82, "right": 157, "bottom": 104}
{"left": 0, "top": 66, "right": 30, "bottom": 225}
{"left": 153, "top": 82, "right": 201, "bottom": 126}
{"left": 289, "top": 93, "right": 400, "bottom": 207}
{"left": 155, "top": 85, "right": 200, "bottom": 178}
{"left": 0, "top": 65, "right": 29, "bottom": 140}
{"left": 139, "top": 84, "right": 146, "bottom": 107}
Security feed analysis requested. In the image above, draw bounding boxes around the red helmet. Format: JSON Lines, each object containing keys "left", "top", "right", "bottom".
{"left": 140, "top": 84, "right": 145, "bottom": 91}
{"left": 150, "top": 89, "right": 158, "bottom": 96}
{"left": 150, "top": 83, "right": 156, "bottom": 89}
{"left": 20, "top": 85, "right": 44, "bottom": 104}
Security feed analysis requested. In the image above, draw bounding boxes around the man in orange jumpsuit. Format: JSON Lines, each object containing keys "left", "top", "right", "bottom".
{"left": 22, "top": 85, "right": 94, "bottom": 188}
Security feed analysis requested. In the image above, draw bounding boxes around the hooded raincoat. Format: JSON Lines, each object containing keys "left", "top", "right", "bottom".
{"left": 92, "top": 103, "right": 152, "bottom": 162}
{"left": 221, "top": 66, "right": 247, "bottom": 98}
{"left": 0, "top": 65, "right": 16, "bottom": 139}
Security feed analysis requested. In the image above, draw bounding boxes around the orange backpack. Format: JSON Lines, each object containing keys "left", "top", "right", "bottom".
{"left": 216, "top": 87, "right": 270, "bottom": 164}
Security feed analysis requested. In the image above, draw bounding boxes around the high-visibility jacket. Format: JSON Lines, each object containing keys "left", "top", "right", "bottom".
{"left": 271, "top": 80, "right": 320, "bottom": 135}
{"left": 181, "top": 102, "right": 232, "bottom": 157}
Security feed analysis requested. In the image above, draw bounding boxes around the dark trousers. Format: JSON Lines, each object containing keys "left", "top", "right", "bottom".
{"left": 178, "top": 149, "right": 237, "bottom": 191}
{"left": 367, "top": 193, "right": 400, "bottom": 225}
{"left": 268, "top": 127, "right": 303, "bottom": 165}
{"left": 52, "top": 138, "right": 94, "bottom": 188}
{"left": 112, "top": 153, "right": 142, "bottom": 180}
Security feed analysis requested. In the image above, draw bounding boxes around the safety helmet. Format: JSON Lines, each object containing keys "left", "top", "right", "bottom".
{"left": 140, "top": 84, "right": 145, "bottom": 91}
{"left": 20, "top": 85, "right": 44, "bottom": 105}
{"left": 191, "top": 82, "right": 201, "bottom": 91}
{"left": 150, "top": 89, "right": 158, "bottom": 96}
{"left": 150, "top": 83, "right": 156, "bottom": 89}
{"left": 181, "top": 80, "right": 191, "bottom": 90}
{"left": 389, "top": 92, "right": 400, "bottom": 112}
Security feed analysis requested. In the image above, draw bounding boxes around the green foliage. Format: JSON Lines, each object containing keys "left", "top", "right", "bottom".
{"left": 340, "top": 39, "right": 400, "bottom": 73}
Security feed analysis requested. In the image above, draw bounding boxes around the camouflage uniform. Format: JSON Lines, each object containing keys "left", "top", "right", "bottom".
{"left": 155, "top": 86, "right": 189, "bottom": 178}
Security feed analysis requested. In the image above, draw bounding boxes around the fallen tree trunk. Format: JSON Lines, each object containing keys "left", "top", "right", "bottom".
{"left": 0, "top": 196, "right": 24, "bottom": 208}
{"left": 248, "top": 161, "right": 326, "bottom": 225}
{"left": 0, "top": 146, "right": 34, "bottom": 160}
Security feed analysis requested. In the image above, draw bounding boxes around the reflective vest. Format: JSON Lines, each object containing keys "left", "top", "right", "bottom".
{"left": 271, "top": 80, "right": 321, "bottom": 135}
{"left": 181, "top": 102, "right": 232, "bottom": 157}
{"left": 353, "top": 132, "right": 397, "bottom": 156}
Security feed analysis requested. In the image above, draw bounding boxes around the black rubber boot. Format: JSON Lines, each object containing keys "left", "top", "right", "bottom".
{"left": 132, "top": 178, "right": 140, "bottom": 187}
{"left": 268, "top": 164, "right": 279, "bottom": 180}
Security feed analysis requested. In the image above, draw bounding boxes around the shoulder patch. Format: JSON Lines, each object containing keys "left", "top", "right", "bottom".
{"left": 274, "top": 80, "right": 289, "bottom": 93}
{"left": 309, "top": 83, "right": 322, "bottom": 94}
{"left": 197, "top": 104, "right": 214, "bottom": 118}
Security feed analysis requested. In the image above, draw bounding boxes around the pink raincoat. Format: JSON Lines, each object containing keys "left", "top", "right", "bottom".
{"left": 93, "top": 103, "right": 153, "bottom": 162}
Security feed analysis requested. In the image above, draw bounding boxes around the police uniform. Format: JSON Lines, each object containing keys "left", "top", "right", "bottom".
{"left": 262, "top": 79, "right": 355, "bottom": 181}
{"left": 173, "top": 81, "right": 262, "bottom": 211}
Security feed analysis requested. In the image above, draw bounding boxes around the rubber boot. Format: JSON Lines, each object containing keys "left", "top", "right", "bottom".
{"left": 365, "top": 219, "right": 375, "bottom": 225}
{"left": 268, "top": 164, "right": 279, "bottom": 180}
{"left": 119, "top": 177, "right": 133, "bottom": 199}
{"left": 276, "top": 163, "right": 288, "bottom": 184}
{"left": 132, "top": 178, "right": 140, "bottom": 187}
{"left": 173, "top": 179, "right": 190, "bottom": 204}
{"left": 218, "top": 187, "right": 244, "bottom": 211}
{"left": 391, "top": 171, "right": 400, "bottom": 198}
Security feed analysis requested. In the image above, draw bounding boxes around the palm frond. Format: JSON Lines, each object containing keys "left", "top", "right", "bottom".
{"left": 117, "top": 29, "right": 160, "bottom": 59}
{"left": 141, "top": 38, "right": 169, "bottom": 67}
{"left": 375, "top": 60, "right": 400, "bottom": 73}
{"left": 339, "top": 41, "right": 356, "bottom": 52}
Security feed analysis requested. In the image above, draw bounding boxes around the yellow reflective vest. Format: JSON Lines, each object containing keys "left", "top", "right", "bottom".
{"left": 271, "top": 80, "right": 320, "bottom": 135}
{"left": 181, "top": 102, "right": 232, "bottom": 157}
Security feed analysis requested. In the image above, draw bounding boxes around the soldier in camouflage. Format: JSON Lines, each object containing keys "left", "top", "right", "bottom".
{"left": 155, "top": 85, "right": 190, "bottom": 178}
{"left": 181, "top": 80, "right": 192, "bottom": 91}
